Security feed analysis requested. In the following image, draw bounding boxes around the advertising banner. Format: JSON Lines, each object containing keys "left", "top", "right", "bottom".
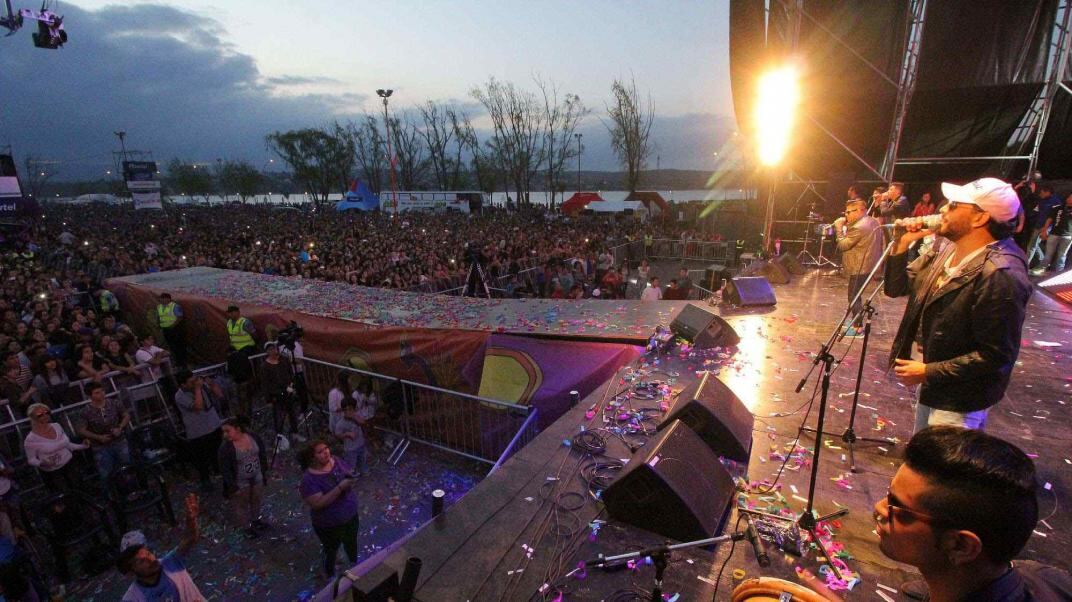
{"left": 123, "top": 161, "right": 162, "bottom": 209}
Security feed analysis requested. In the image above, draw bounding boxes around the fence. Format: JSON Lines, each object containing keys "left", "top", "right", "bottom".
{"left": 251, "top": 354, "right": 541, "bottom": 468}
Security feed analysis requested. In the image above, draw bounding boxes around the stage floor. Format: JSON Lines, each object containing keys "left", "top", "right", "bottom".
{"left": 345, "top": 268, "right": 1072, "bottom": 600}
{"left": 111, "top": 267, "right": 686, "bottom": 342}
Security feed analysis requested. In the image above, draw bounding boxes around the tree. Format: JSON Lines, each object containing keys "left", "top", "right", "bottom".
{"left": 216, "top": 160, "right": 263, "bottom": 203}
{"left": 535, "top": 76, "right": 588, "bottom": 209}
{"left": 604, "top": 76, "right": 655, "bottom": 193}
{"left": 417, "top": 101, "right": 466, "bottom": 190}
{"left": 166, "top": 159, "right": 214, "bottom": 203}
{"left": 22, "top": 156, "right": 57, "bottom": 200}
{"left": 348, "top": 115, "right": 385, "bottom": 194}
{"left": 265, "top": 123, "right": 355, "bottom": 203}
{"left": 471, "top": 77, "right": 545, "bottom": 204}
{"left": 388, "top": 111, "right": 428, "bottom": 190}
{"left": 454, "top": 111, "right": 497, "bottom": 193}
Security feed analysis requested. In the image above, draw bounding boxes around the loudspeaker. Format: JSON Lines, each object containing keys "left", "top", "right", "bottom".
{"left": 657, "top": 372, "right": 754, "bottom": 462}
{"left": 670, "top": 304, "right": 740, "bottom": 348}
{"left": 740, "top": 260, "right": 790, "bottom": 285}
{"left": 775, "top": 253, "right": 805, "bottom": 276}
{"left": 724, "top": 277, "right": 777, "bottom": 306}
{"left": 603, "top": 420, "right": 736, "bottom": 542}
{"left": 351, "top": 562, "right": 400, "bottom": 601}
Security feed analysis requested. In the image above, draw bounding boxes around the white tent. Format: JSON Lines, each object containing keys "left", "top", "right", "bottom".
{"left": 587, "top": 198, "right": 648, "bottom": 217}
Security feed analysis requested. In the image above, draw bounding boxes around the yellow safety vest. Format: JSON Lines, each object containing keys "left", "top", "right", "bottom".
{"left": 100, "top": 291, "right": 118, "bottom": 312}
{"left": 157, "top": 302, "right": 178, "bottom": 329}
{"left": 227, "top": 317, "right": 255, "bottom": 350}
{"left": 644, "top": 234, "right": 654, "bottom": 247}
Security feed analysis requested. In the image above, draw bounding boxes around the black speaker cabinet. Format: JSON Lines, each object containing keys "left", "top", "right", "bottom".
{"left": 775, "top": 253, "right": 806, "bottom": 275}
{"left": 657, "top": 372, "right": 754, "bottom": 462}
{"left": 603, "top": 420, "right": 736, "bottom": 542}
{"left": 724, "top": 277, "right": 777, "bottom": 306}
{"left": 351, "top": 562, "right": 400, "bottom": 601}
{"left": 670, "top": 304, "right": 740, "bottom": 348}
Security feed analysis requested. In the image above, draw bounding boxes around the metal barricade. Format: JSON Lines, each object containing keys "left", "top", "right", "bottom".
{"left": 645, "top": 239, "right": 733, "bottom": 265}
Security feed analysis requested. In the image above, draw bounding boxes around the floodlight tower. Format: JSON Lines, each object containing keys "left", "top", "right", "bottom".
{"left": 377, "top": 89, "right": 399, "bottom": 216}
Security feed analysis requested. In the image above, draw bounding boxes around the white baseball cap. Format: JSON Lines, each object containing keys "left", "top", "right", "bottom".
{"left": 940, "top": 177, "right": 1020, "bottom": 223}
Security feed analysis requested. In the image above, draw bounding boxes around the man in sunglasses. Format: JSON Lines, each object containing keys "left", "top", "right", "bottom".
{"left": 885, "top": 178, "right": 1032, "bottom": 433}
{"left": 876, "top": 426, "right": 1071, "bottom": 600}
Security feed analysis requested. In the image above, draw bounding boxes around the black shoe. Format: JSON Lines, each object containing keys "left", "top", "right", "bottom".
{"left": 243, "top": 526, "right": 259, "bottom": 539}
{"left": 900, "top": 579, "right": 930, "bottom": 601}
{"left": 251, "top": 518, "right": 271, "bottom": 531}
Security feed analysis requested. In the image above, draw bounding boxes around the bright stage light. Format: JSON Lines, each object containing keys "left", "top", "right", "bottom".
{"left": 753, "top": 65, "right": 800, "bottom": 167}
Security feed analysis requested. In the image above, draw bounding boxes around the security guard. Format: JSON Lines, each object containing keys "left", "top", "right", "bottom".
{"left": 156, "top": 293, "right": 188, "bottom": 367}
{"left": 225, "top": 305, "right": 257, "bottom": 416}
{"left": 97, "top": 288, "right": 120, "bottom": 316}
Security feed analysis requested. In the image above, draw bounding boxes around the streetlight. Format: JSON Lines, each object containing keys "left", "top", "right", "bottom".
{"left": 574, "top": 132, "right": 583, "bottom": 193}
{"left": 377, "top": 88, "right": 399, "bottom": 216}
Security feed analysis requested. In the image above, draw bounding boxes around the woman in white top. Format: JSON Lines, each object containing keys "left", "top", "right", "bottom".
{"left": 23, "top": 402, "right": 88, "bottom": 492}
{"left": 326, "top": 372, "right": 356, "bottom": 434}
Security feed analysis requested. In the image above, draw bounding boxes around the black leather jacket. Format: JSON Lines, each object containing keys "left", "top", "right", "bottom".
{"left": 884, "top": 238, "right": 1032, "bottom": 413}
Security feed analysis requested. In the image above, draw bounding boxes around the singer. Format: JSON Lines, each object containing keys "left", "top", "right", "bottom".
{"left": 834, "top": 199, "right": 884, "bottom": 335}
{"left": 884, "top": 178, "right": 1032, "bottom": 433}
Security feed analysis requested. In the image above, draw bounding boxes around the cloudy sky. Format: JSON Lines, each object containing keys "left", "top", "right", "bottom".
{"left": 0, "top": 1, "right": 735, "bottom": 180}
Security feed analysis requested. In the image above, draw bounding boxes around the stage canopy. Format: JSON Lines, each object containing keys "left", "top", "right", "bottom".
{"left": 560, "top": 192, "right": 606, "bottom": 215}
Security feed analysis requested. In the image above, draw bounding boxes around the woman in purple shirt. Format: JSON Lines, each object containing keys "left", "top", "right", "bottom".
{"left": 298, "top": 440, "right": 360, "bottom": 577}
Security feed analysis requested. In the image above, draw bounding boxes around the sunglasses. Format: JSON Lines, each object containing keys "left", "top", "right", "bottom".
{"left": 875, "top": 490, "right": 954, "bottom": 527}
{"left": 947, "top": 201, "right": 982, "bottom": 212}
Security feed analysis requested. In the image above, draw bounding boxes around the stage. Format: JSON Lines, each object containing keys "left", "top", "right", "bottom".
{"left": 336, "top": 269, "right": 1072, "bottom": 600}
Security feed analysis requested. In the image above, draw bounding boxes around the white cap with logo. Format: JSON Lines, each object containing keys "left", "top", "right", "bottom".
{"left": 940, "top": 177, "right": 1020, "bottom": 223}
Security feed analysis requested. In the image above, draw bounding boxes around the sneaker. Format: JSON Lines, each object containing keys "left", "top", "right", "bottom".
{"left": 899, "top": 579, "right": 930, "bottom": 601}
{"left": 1030, "top": 268, "right": 1046, "bottom": 276}
{"left": 275, "top": 433, "right": 290, "bottom": 451}
{"left": 251, "top": 518, "right": 271, "bottom": 531}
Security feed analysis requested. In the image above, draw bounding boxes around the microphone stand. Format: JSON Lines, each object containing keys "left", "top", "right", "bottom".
{"left": 583, "top": 529, "right": 755, "bottom": 602}
{"left": 802, "top": 279, "right": 896, "bottom": 473}
{"left": 780, "top": 236, "right": 897, "bottom": 581}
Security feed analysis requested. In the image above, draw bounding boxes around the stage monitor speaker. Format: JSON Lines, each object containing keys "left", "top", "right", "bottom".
{"left": 670, "top": 304, "right": 740, "bottom": 348}
{"left": 657, "top": 372, "right": 753, "bottom": 462}
{"left": 775, "top": 253, "right": 806, "bottom": 276}
{"left": 603, "top": 420, "right": 736, "bottom": 542}
{"left": 740, "top": 260, "right": 790, "bottom": 285}
{"left": 351, "top": 562, "right": 400, "bottom": 601}
{"left": 724, "top": 277, "right": 777, "bottom": 307}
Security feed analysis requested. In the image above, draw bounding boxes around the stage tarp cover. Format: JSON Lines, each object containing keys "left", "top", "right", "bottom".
{"left": 106, "top": 268, "right": 678, "bottom": 420}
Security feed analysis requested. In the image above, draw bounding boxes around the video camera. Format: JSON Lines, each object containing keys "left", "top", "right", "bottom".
{"left": 464, "top": 241, "right": 486, "bottom": 266}
{"left": 276, "top": 320, "right": 304, "bottom": 351}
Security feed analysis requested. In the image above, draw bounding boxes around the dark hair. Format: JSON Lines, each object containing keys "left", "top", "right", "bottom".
{"left": 221, "top": 415, "right": 251, "bottom": 432}
{"left": 86, "top": 382, "right": 104, "bottom": 395}
{"left": 116, "top": 544, "right": 145, "bottom": 573}
{"left": 297, "top": 439, "right": 330, "bottom": 470}
{"left": 175, "top": 369, "right": 194, "bottom": 386}
{"left": 985, "top": 213, "right": 1017, "bottom": 240}
{"left": 340, "top": 398, "right": 357, "bottom": 410}
{"left": 159, "top": 293, "right": 171, "bottom": 300}
{"left": 1038, "top": 183, "right": 1054, "bottom": 195}
{"left": 904, "top": 426, "right": 1038, "bottom": 564}
{"left": 226, "top": 305, "right": 239, "bottom": 313}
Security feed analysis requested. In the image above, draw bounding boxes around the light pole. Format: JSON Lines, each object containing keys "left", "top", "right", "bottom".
{"left": 377, "top": 88, "right": 399, "bottom": 216}
{"left": 574, "top": 133, "right": 583, "bottom": 193}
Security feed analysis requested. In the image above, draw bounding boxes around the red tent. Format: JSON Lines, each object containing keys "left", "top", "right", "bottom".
{"left": 560, "top": 192, "right": 605, "bottom": 215}
{"left": 624, "top": 191, "right": 670, "bottom": 216}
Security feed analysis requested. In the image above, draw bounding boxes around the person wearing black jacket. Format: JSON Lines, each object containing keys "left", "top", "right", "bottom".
{"left": 218, "top": 417, "right": 269, "bottom": 539}
{"left": 884, "top": 178, "right": 1032, "bottom": 434}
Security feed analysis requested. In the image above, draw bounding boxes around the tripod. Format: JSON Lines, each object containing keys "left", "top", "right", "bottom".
{"left": 463, "top": 260, "right": 492, "bottom": 298}
{"left": 802, "top": 281, "right": 894, "bottom": 472}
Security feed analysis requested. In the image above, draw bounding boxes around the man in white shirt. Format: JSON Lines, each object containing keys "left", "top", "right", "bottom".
{"left": 135, "top": 334, "right": 170, "bottom": 382}
{"left": 640, "top": 277, "right": 663, "bottom": 301}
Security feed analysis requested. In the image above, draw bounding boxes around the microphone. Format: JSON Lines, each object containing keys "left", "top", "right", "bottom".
{"left": 894, "top": 214, "right": 942, "bottom": 230}
{"left": 744, "top": 515, "right": 770, "bottom": 567}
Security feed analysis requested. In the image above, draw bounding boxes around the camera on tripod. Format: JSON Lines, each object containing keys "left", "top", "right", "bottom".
{"left": 464, "top": 241, "right": 486, "bottom": 266}
{"left": 276, "top": 321, "right": 304, "bottom": 350}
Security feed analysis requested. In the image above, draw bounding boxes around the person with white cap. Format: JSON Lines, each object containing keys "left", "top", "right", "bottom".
{"left": 884, "top": 177, "right": 1033, "bottom": 436}
{"left": 117, "top": 494, "right": 204, "bottom": 602}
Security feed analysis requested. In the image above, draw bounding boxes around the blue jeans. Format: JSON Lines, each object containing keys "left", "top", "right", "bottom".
{"left": 93, "top": 439, "right": 131, "bottom": 481}
{"left": 1042, "top": 235, "right": 1072, "bottom": 272}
